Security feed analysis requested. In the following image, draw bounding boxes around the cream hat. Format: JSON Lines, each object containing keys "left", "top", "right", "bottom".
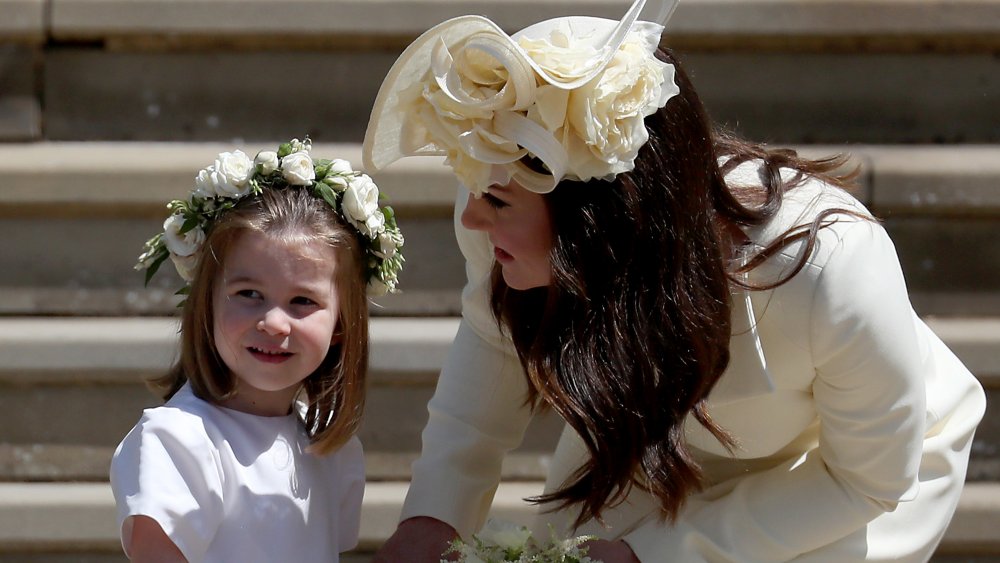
{"left": 363, "top": 0, "right": 681, "bottom": 195}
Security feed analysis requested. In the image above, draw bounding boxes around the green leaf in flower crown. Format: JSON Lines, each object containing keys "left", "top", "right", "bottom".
{"left": 277, "top": 142, "right": 293, "bottom": 159}
{"left": 143, "top": 251, "right": 170, "bottom": 287}
{"left": 314, "top": 161, "right": 332, "bottom": 181}
{"left": 313, "top": 183, "right": 339, "bottom": 210}
{"left": 180, "top": 216, "right": 200, "bottom": 234}
{"left": 382, "top": 206, "right": 398, "bottom": 229}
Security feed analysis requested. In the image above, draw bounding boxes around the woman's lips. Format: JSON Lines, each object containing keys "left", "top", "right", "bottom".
{"left": 494, "top": 247, "right": 513, "bottom": 263}
{"left": 248, "top": 346, "right": 293, "bottom": 364}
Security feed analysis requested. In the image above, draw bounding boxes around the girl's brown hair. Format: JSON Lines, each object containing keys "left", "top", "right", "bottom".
{"left": 490, "top": 47, "right": 862, "bottom": 528}
{"left": 150, "top": 187, "right": 368, "bottom": 455}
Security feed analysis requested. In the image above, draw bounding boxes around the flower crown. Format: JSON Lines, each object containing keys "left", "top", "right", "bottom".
{"left": 363, "top": 0, "right": 680, "bottom": 196}
{"left": 136, "top": 139, "right": 405, "bottom": 297}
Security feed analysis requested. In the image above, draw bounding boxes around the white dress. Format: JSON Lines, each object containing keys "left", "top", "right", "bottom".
{"left": 110, "top": 383, "right": 364, "bottom": 563}
{"left": 399, "top": 162, "right": 987, "bottom": 562}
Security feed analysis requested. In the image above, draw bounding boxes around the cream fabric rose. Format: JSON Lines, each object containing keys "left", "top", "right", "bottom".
{"left": 281, "top": 151, "right": 315, "bottom": 185}
{"left": 162, "top": 214, "right": 204, "bottom": 257}
{"left": 254, "top": 150, "right": 279, "bottom": 174}
{"left": 566, "top": 33, "right": 677, "bottom": 179}
{"left": 343, "top": 174, "right": 381, "bottom": 235}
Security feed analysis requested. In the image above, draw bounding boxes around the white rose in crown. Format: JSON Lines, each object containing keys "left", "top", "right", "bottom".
{"left": 193, "top": 150, "right": 254, "bottom": 198}
{"left": 170, "top": 252, "right": 200, "bottom": 282}
{"left": 566, "top": 32, "right": 677, "bottom": 179}
{"left": 329, "top": 158, "right": 354, "bottom": 175}
{"left": 162, "top": 213, "right": 204, "bottom": 257}
{"left": 343, "top": 174, "right": 382, "bottom": 236}
{"left": 255, "top": 150, "right": 279, "bottom": 174}
{"left": 323, "top": 158, "right": 356, "bottom": 192}
{"left": 281, "top": 151, "right": 315, "bottom": 186}
{"left": 377, "top": 231, "right": 402, "bottom": 259}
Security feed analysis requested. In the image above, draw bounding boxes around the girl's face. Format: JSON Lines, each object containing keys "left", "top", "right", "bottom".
{"left": 212, "top": 230, "right": 341, "bottom": 416}
{"left": 461, "top": 180, "right": 553, "bottom": 290}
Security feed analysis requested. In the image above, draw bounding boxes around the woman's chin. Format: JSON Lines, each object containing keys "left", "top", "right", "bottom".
{"left": 501, "top": 268, "right": 550, "bottom": 291}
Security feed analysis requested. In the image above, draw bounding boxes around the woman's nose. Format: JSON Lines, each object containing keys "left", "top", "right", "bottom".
{"left": 257, "top": 307, "right": 292, "bottom": 336}
{"left": 461, "top": 193, "right": 492, "bottom": 232}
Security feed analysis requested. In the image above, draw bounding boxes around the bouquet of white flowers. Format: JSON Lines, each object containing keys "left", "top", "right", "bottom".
{"left": 442, "top": 519, "right": 600, "bottom": 563}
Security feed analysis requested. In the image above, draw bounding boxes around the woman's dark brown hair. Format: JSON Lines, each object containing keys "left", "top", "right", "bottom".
{"left": 490, "top": 47, "right": 861, "bottom": 528}
{"left": 150, "top": 187, "right": 369, "bottom": 455}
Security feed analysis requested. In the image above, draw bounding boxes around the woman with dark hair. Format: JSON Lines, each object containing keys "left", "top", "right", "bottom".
{"left": 363, "top": 1, "right": 986, "bottom": 561}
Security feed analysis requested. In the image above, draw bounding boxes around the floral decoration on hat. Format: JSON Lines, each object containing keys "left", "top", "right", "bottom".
{"left": 364, "top": 0, "right": 681, "bottom": 196}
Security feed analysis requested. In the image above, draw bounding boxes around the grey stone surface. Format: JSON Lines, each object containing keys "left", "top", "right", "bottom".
{"left": 867, "top": 146, "right": 1000, "bottom": 216}
{"left": 43, "top": 49, "right": 1000, "bottom": 143}
{"left": 44, "top": 50, "right": 398, "bottom": 142}
{"left": 885, "top": 216, "right": 1000, "bottom": 315}
{"left": 0, "top": 45, "right": 40, "bottom": 140}
{"left": 0, "top": 0, "right": 45, "bottom": 41}
{"left": 2, "top": 481, "right": 999, "bottom": 556}
{"left": 681, "top": 51, "right": 1000, "bottom": 144}
{"left": 46, "top": 0, "right": 1000, "bottom": 40}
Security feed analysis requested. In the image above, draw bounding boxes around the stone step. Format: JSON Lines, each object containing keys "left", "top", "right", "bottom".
{"left": 2, "top": 142, "right": 999, "bottom": 316}
{"left": 44, "top": 0, "right": 1000, "bottom": 47}
{"left": 0, "top": 316, "right": 998, "bottom": 481}
{"left": 7, "top": 0, "right": 1000, "bottom": 143}
{"left": 0, "top": 481, "right": 997, "bottom": 560}
{"left": 31, "top": 50, "right": 1000, "bottom": 144}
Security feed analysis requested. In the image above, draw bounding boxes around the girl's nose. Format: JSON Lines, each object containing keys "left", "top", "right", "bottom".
{"left": 461, "top": 193, "right": 492, "bottom": 232}
{"left": 257, "top": 307, "right": 292, "bottom": 336}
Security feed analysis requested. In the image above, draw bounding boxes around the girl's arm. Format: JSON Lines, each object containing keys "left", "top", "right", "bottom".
{"left": 621, "top": 220, "right": 932, "bottom": 561}
{"left": 126, "top": 516, "right": 188, "bottom": 563}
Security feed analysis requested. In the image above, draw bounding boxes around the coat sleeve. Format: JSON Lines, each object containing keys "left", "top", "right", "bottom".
{"left": 399, "top": 186, "right": 535, "bottom": 538}
{"left": 623, "top": 220, "right": 927, "bottom": 562}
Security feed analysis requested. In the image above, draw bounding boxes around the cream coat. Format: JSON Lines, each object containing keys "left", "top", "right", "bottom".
{"left": 400, "top": 162, "right": 986, "bottom": 562}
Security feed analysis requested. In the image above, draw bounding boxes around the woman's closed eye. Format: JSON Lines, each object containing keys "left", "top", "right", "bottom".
{"left": 483, "top": 193, "right": 509, "bottom": 210}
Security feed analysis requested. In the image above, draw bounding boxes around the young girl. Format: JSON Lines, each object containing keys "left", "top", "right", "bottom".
{"left": 111, "top": 139, "right": 404, "bottom": 563}
{"left": 362, "top": 0, "right": 985, "bottom": 561}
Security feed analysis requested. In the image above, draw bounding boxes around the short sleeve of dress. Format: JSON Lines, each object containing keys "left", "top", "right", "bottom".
{"left": 335, "top": 435, "right": 365, "bottom": 552}
{"left": 110, "top": 407, "right": 225, "bottom": 562}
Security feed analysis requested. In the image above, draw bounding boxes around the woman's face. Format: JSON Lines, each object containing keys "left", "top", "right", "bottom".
{"left": 461, "top": 180, "right": 553, "bottom": 290}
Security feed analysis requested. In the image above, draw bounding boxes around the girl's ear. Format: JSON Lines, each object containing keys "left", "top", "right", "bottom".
{"left": 330, "top": 324, "right": 343, "bottom": 346}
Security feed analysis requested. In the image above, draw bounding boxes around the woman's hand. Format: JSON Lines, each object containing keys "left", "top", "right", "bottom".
{"left": 583, "top": 539, "right": 641, "bottom": 563}
{"left": 373, "top": 516, "right": 460, "bottom": 563}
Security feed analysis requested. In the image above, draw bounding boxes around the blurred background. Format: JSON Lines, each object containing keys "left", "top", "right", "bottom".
{"left": 1, "top": 0, "right": 998, "bottom": 560}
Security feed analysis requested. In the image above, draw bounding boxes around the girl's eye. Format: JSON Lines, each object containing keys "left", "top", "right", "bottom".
{"left": 291, "top": 296, "right": 317, "bottom": 306}
{"left": 236, "top": 289, "right": 262, "bottom": 300}
{"left": 483, "top": 193, "right": 508, "bottom": 209}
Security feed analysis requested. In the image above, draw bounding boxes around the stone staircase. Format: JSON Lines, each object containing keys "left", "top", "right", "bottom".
{"left": 1, "top": 1, "right": 999, "bottom": 561}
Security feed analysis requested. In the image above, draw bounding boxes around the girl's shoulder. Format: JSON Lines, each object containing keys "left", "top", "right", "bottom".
{"left": 120, "top": 384, "right": 222, "bottom": 455}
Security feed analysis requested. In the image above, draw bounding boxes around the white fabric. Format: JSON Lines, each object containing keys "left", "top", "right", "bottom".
{"left": 110, "top": 384, "right": 364, "bottom": 563}
{"left": 400, "top": 162, "right": 987, "bottom": 562}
